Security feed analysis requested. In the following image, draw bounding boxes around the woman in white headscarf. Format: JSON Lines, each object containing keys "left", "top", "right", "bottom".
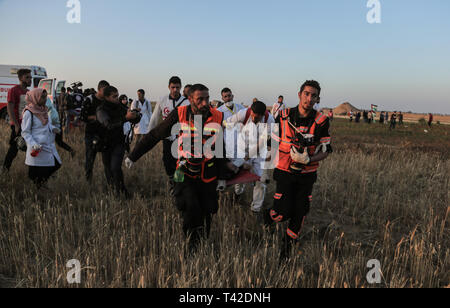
{"left": 21, "top": 88, "right": 62, "bottom": 188}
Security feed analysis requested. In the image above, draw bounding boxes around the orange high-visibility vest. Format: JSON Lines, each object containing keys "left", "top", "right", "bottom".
{"left": 274, "top": 109, "right": 328, "bottom": 174}
{"left": 177, "top": 106, "right": 224, "bottom": 183}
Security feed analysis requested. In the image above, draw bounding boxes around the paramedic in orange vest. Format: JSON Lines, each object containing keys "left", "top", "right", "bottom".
{"left": 265, "top": 80, "right": 333, "bottom": 260}
{"left": 125, "top": 84, "right": 228, "bottom": 253}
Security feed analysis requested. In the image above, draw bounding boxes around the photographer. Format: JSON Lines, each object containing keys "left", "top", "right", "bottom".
{"left": 80, "top": 80, "right": 110, "bottom": 182}
{"left": 120, "top": 95, "right": 135, "bottom": 153}
{"left": 96, "top": 86, "right": 140, "bottom": 196}
{"left": 65, "top": 84, "right": 84, "bottom": 133}
{"left": 265, "top": 80, "right": 332, "bottom": 260}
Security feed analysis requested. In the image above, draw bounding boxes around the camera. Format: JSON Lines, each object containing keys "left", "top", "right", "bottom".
{"left": 92, "top": 135, "right": 107, "bottom": 153}
{"left": 70, "top": 82, "right": 83, "bottom": 94}
{"left": 289, "top": 132, "right": 316, "bottom": 174}
{"left": 129, "top": 109, "right": 143, "bottom": 124}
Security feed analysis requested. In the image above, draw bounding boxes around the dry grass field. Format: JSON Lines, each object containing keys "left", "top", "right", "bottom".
{"left": 0, "top": 118, "right": 448, "bottom": 288}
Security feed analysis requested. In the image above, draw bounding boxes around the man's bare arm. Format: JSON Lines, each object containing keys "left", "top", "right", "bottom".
{"left": 7, "top": 102, "right": 19, "bottom": 133}
{"left": 310, "top": 152, "right": 329, "bottom": 163}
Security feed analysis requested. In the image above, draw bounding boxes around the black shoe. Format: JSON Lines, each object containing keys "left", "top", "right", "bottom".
{"left": 279, "top": 236, "right": 294, "bottom": 263}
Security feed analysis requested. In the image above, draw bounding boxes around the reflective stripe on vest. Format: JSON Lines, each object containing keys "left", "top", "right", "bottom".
{"left": 276, "top": 109, "right": 327, "bottom": 174}
{"left": 177, "top": 106, "right": 224, "bottom": 183}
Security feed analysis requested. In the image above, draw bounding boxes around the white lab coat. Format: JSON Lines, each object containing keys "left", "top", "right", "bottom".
{"left": 225, "top": 108, "right": 275, "bottom": 213}
{"left": 21, "top": 110, "right": 61, "bottom": 167}
{"left": 131, "top": 99, "right": 152, "bottom": 135}
{"left": 217, "top": 102, "right": 245, "bottom": 121}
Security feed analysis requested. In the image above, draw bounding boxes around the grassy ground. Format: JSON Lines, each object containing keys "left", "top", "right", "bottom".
{"left": 0, "top": 118, "right": 448, "bottom": 288}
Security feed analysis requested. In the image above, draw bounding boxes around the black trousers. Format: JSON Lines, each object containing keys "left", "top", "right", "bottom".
{"left": 28, "top": 157, "right": 61, "bottom": 188}
{"left": 174, "top": 177, "right": 219, "bottom": 243}
{"left": 163, "top": 139, "right": 178, "bottom": 178}
{"left": 55, "top": 132, "right": 72, "bottom": 153}
{"left": 85, "top": 133, "right": 98, "bottom": 182}
{"left": 102, "top": 142, "right": 126, "bottom": 194}
{"left": 3, "top": 125, "right": 19, "bottom": 171}
{"left": 269, "top": 170, "right": 317, "bottom": 240}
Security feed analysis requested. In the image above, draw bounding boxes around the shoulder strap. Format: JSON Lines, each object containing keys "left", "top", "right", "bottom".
{"left": 174, "top": 97, "right": 188, "bottom": 109}
{"left": 244, "top": 108, "right": 252, "bottom": 125}
{"left": 273, "top": 103, "right": 283, "bottom": 116}
{"left": 315, "top": 112, "right": 328, "bottom": 125}
{"left": 281, "top": 108, "right": 290, "bottom": 120}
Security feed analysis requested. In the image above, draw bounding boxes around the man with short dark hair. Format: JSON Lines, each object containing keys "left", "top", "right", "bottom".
{"left": 183, "top": 84, "right": 192, "bottom": 99}
{"left": 217, "top": 88, "right": 245, "bottom": 120}
{"left": 131, "top": 89, "right": 152, "bottom": 143}
{"left": 96, "top": 86, "right": 139, "bottom": 196}
{"left": 265, "top": 80, "right": 332, "bottom": 260}
{"left": 2, "top": 69, "right": 31, "bottom": 172}
{"left": 272, "top": 95, "right": 286, "bottom": 120}
{"left": 149, "top": 76, "right": 190, "bottom": 194}
{"left": 126, "top": 84, "right": 227, "bottom": 253}
{"left": 80, "top": 80, "right": 110, "bottom": 182}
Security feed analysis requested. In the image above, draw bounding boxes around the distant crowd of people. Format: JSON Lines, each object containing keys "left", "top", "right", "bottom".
{"left": 346, "top": 110, "right": 435, "bottom": 130}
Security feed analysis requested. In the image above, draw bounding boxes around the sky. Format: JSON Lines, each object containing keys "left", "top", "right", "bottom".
{"left": 1, "top": 0, "right": 449, "bottom": 114}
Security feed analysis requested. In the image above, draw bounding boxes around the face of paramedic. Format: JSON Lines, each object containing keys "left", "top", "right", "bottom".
{"left": 137, "top": 90, "right": 145, "bottom": 102}
{"left": 298, "top": 86, "right": 320, "bottom": 112}
{"left": 222, "top": 91, "right": 234, "bottom": 104}
{"left": 251, "top": 111, "right": 264, "bottom": 124}
{"left": 169, "top": 83, "right": 181, "bottom": 99}
{"left": 190, "top": 89, "right": 210, "bottom": 115}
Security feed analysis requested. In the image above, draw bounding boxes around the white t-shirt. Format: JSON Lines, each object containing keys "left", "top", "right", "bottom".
{"left": 131, "top": 99, "right": 152, "bottom": 135}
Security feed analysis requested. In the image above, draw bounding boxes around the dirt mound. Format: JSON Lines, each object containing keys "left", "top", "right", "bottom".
{"left": 334, "top": 102, "right": 360, "bottom": 115}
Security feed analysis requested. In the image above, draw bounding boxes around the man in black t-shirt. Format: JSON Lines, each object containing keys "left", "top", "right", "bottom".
{"left": 80, "top": 80, "right": 110, "bottom": 182}
{"left": 265, "top": 80, "right": 333, "bottom": 260}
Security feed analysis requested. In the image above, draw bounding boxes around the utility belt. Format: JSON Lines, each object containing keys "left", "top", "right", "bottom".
{"left": 176, "top": 156, "right": 218, "bottom": 183}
